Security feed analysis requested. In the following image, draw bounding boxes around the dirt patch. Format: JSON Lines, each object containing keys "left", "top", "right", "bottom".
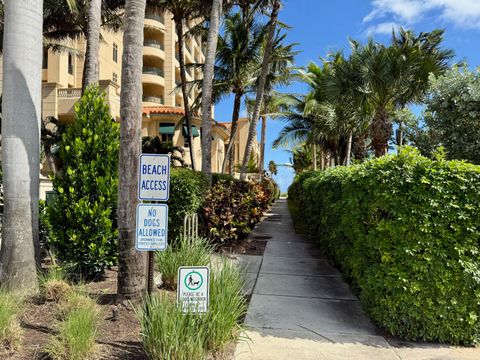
{"left": 218, "top": 237, "right": 268, "bottom": 256}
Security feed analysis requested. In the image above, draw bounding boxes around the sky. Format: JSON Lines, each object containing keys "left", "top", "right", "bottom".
{"left": 214, "top": 0, "right": 480, "bottom": 192}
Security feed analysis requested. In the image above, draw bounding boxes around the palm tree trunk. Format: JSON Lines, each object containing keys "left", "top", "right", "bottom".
{"left": 398, "top": 121, "right": 404, "bottom": 147}
{"left": 175, "top": 21, "right": 196, "bottom": 171}
{"left": 345, "top": 130, "right": 353, "bottom": 166}
{"left": 221, "top": 92, "right": 242, "bottom": 174}
{"left": 259, "top": 114, "right": 267, "bottom": 177}
{"left": 82, "top": 0, "right": 102, "bottom": 93}
{"left": 0, "top": 0, "right": 43, "bottom": 291}
{"left": 201, "top": 0, "right": 222, "bottom": 182}
{"left": 312, "top": 142, "right": 317, "bottom": 170}
{"left": 320, "top": 147, "right": 325, "bottom": 170}
{"left": 371, "top": 108, "right": 391, "bottom": 157}
{"left": 117, "top": 0, "right": 147, "bottom": 301}
{"left": 240, "top": 0, "right": 281, "bottom": 180}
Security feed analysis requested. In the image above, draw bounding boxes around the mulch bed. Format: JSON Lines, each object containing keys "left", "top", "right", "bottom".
{"left": 218, "top": 237, "right": 268, "bottom": 256}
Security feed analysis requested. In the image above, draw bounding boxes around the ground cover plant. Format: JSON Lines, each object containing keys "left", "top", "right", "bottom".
{"left": 288, "top": 148, "right": 480, "bottom": 344}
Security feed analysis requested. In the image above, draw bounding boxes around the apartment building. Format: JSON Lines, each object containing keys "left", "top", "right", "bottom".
{"left": 1, "top": 10, "right": 260, "bottom": 196}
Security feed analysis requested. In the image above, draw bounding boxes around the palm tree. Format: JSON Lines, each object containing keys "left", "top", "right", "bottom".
{"left": 240, "top": 0, "right": 281, "bottom": 179}
{"left": 0, "top": 0, "right": 43, "bottom": 291}
{"left": 43, "top": 0, "right": 124, "bottom": 89}
{"left": 215, "top": 12, "right": 265, "bottom": 173}
{"left": 83, "top": 0, "right": 102, "bottom": 92}
{"left": 268, "top": 160, "right": 277, "bottom": 176}
{"left": 117, "top": 0, "right": 147, "bottom": 301}
{"left": 201, "top": 0, "right": 223, "bottom": 182}
{"left": 147, "top": 0, "right": 210, "bottom": 171}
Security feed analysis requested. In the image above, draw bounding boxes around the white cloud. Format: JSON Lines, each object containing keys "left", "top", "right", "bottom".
{"left": 365, "top": 0, "right": 480, "bottom": 30}
{"left": 365, "top": 22, "right": 403, "bottom": 36}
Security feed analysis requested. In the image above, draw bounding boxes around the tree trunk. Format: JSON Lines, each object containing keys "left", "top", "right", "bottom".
{"left": 397, "top": 121, "right": 404, "bottom": 148}
{"left": 201, "top": 0, "right": 222, "bottom": 182}
{"left": 319, "top": 147, "right": 324, "bottom": 170}
{"left": 0, "top": 0, "right": 43, "bottom": 291}
{"left": 82, "top": 0, "right": 102, "bottom": 93}
{"left": 312, "top": 142, "right": 317, "bottom": 170}
{"left": 221, "top": 92, "right": 242, "bottom": 174}
{"left": 259, "top": 114, "right": 267, "bottom": 178}
{"left": 345, "top": 130, "right": 353, "bottom": 166}
{"left": 240, "top": 0, "right": 280, "bottom": 180}
{"left": 117, "top": 0, "right": 147, "bottom": 301}
{"left": 371, "top": 108, "right": 391, "bottom": 157}
{"left": 175, "top": 21, "right": 196, "bottom": 171}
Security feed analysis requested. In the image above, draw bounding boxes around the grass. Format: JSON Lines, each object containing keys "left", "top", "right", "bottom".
{"left": 136, "top": 257, "right": 247, "bottom": 359}
{"left": 156, "top": 236, "right": 214, "bottom": 289}
{"left": 46, "top": 291, "right": 99, "bottom": 360}
{"left": 0, "top": 289, "right": 23, "bottom": 351}
{"left": 39, "top": 267, "right": 72, "bottom": 302}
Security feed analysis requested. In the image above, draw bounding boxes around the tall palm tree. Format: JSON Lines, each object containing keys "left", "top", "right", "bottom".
{"left": 147, "top": 0, "right": 211, "bottom": 171}
{"left": 0, "top": 0, "right": 43, "bottom": 291}
{"left": 201, "top": 0, "right": 223, "bottom": 182}
{"left": 240, "top": 0, "right": 281, "bottom": 179}
{"left": 82, "top": 0, "right": 102, "bottom": 92}
{"left": 117, "top": 0, "right": 147, "bottom": 301}
{"left": 215, "top": 12, "right": 265, "bottom": 173}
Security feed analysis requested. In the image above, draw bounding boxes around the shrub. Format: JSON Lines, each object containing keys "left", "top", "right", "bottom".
{"left": 136, "top": 258, "right": 246, "bottom": 359}
{"left": 47, "top": 87, "right": 119, "bottom": 279}
{"left": 156, "top": 236, "right": 213, "bottom": 290}
{"left": 47, "top": 292, "right": 99, "bottom": 360}
{"left": 288, "top": 148, "right": 480, "bottom": 344}
{"left": 168, "top": 169, "right": 209, "bottom": 242}
{"left": 0, "top": 289, "right": 23, "bottom": 350}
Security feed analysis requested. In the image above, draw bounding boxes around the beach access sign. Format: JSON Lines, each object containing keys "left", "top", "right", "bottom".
{"left": 138, "top": 154, "right": 170, "bottom": 201}
{"left": 135, "top": 204, "right": 168, "bottom": 251}
{"left": 177, "top": 266, "right": 210, "bottom": 313}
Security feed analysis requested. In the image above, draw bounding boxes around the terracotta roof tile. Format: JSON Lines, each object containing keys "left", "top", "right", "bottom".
{"left": 142, "top": 106, "right": 185, "bottom": 116}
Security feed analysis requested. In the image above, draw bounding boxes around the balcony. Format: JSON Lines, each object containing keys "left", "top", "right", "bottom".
{"left": 145, "top": 13, "right": 164, "bottom": 24}
{"left": 144, "top": 39, "right": 164, "bottom": 51}
{"left": 143, "top": 66, "right": 164, "bottom": 77}
{"left": 142, "top": 66, "right": 165, "bottom": 88}
{"left": 145, "top": 13, "right": 166, "bottom": 31}
{"left": 143, "top": 95, "right": 164, "bottom": 105}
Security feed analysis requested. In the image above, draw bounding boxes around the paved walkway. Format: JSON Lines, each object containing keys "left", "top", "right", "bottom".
{"left": 234, "top": 200, "right": 479, "bottom": 360}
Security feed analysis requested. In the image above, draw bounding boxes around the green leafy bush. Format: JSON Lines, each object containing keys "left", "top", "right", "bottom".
{"left": 47, "top": 87, "right": 119, "bottom": 279}
{"left": 168, "top": 169, "right": 208, "bottom": 242}
{"left": 136, "top": 259, "right": 246, "bottom": 359}
{"left": 289, "top": 148, "right": 480, "bottom": 344}
{"left": 156, "top": 236, "right": 213, "bottom": 289}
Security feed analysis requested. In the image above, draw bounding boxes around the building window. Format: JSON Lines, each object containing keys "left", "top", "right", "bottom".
{"left": 42, "top": 48, "right": 48, "bottom": 69}
{"left": 68, "top": 53, "right": 74, "bottom": 75}
{"left": 113, "top": 72, "right": 118, "bottom": 83}
{"left": 113, "top": 43, "right": 118, "bottom": 63}
{"left": 159, "top": 123, "right": 175, "bottom": 144}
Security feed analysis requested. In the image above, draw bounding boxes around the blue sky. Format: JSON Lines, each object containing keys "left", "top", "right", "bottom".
{"left": 214, "top": 0, "right": 480, "bottom": 192}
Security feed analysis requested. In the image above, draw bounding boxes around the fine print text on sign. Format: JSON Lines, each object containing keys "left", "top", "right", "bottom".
{"left": 138, "top": 154, "right": 170, "bottom": 201}
{"left": 136, "top": 204, "right": 168, "bottom": 251}
{"left": 177, "top": 266, "right": 210, "bottom": 313}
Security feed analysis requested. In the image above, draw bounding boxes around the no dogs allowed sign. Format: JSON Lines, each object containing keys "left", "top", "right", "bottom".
{"left": 177, "top": 266, "right": 210, "bottom": 313}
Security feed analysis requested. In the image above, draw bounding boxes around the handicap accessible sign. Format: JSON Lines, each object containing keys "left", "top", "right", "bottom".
{"left": 135, "top": 204, "right": 168, "bottom": 251}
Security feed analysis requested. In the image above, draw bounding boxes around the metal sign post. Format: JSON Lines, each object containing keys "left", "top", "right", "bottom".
{"left": 136, "top": 154, "right": 171, "bottom": 295}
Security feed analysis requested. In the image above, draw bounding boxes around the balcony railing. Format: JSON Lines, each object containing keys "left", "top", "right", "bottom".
{"left": 145, "top": 13, "right": 164, "bottom": 24}
{"left": 144, "top": 39, "right": 164, "bottom": 51}
{"left": 143, "top": 66, "right": 164, "bottom": 77}
{"left": 58, "top": 88, "right": 81, "bottom": 98}
{"left": 143, "top": 95, "right": 164, "bottom": 104}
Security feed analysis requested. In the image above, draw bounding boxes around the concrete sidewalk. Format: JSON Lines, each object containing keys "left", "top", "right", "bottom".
{"left": 234, "top": 200, "right": 479, "bottom": 360}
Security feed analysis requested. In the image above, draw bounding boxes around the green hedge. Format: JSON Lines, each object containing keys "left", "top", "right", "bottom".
{"left": 168, "top": 169, "right": 209, "bottom": 242}
{"left": 288, "top": 148, "right": 480, "bottom": 344}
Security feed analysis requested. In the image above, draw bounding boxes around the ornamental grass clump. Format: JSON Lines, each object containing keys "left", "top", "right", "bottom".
{"left": 0, "top": 289, "right": 23, "bottom": 351}
{"left": 39, "top": 267, "right": 72, "bottom": 303}
{"left": 288, "top": 147, "right": 480, "bottom": 345}
{"left": 46, "top": 291, "right": 99, "bottom": 360}
{"left": 156, "top": 236, "right": 213, "bottom": 290}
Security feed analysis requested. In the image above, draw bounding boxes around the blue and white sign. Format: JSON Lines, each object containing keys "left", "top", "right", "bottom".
{"left": 136, "top": 204, "right": 168, "bottom": 251}
{"left": 138, "top": 154, "right": 170, "bottom": 201}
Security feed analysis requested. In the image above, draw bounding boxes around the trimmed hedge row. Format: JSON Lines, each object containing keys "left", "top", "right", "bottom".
{"left": 288, "top": 148, "right": 480, "bottom": 345}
